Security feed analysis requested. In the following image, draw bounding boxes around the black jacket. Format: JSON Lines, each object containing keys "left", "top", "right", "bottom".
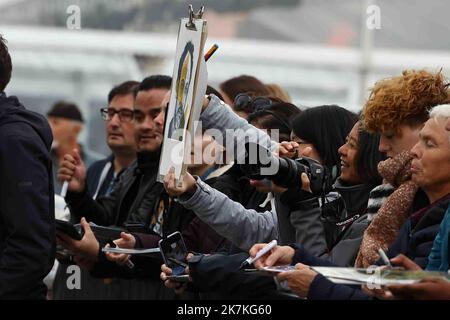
{"left": 188, "top": 253, "right": 296, "bottom": 299}
{"left": 0, "top": 92, "right": 55, "bottom": 299}
{"left": 88, "top": 165, "right": 268, "bottom": 279}
{"left": 66, "top": 152, "right": 164, "bottom": 227}
{"left": 76, "top": 151, "right": 194, "bottom": 279}
{"left": 279, "top": 179, "right": 377, "bottom": 261}
{"left": 88, "top": 168, "right": 249, "bottom": 279}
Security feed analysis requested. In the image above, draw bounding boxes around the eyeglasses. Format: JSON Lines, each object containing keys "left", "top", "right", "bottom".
{"left": 100, "top": 108, "right": 134, "bottom": 122}
{"left": 233, "top": 93, "right": 273, "bottom": 113}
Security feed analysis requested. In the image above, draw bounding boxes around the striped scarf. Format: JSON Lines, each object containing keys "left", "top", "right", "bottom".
{"left": 366, "top": 183, "right": 395, "bottom": 221}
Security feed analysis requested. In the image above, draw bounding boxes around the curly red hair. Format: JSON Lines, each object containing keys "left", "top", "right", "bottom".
{"left": 361, "top": 69, "right": 450, "bottom": 133}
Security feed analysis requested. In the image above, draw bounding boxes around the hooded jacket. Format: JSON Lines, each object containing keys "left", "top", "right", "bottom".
{"left": 0, "top": 92, "right": 55, "bottom": 299}
{"left": 177, "top": 95, "right": 330, "bottom": 253}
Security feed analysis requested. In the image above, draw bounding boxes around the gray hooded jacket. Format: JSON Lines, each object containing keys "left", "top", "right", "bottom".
{"left": 178, "top": 95, "right": 328, "bottom": 254}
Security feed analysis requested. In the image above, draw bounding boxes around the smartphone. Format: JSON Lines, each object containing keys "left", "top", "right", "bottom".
{"left": 166, "top": 274, "right": 190, "bottom": 283}
{"left": 158, "top": 231, "right": 188, "bottom": 279}
{"left": 55, "top": 219, "right": 84, "bottom": 240}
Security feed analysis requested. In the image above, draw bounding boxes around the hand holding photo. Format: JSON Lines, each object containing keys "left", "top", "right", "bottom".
{"left": 158, "top": 13, "right": 208, "bottom": 184}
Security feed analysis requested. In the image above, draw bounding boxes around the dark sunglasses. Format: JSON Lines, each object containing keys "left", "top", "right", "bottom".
{"left": 233, "top": 93, "right": 273, "bottom": 113}
{"left": 100, "top": 108, "right": 134, "bottom": 122}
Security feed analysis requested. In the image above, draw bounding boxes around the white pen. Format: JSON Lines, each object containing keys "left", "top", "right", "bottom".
{"left": 123, "top": 251, "right": 135, "bottom": 269}
{"left": 378, "top": 248, "right": 392, "bottom": 267}
{"left": 60, "top": 181, "right": 69, "bottom": 198}
{"left": 239, "top": 240, "right": 277, "bottom": 270}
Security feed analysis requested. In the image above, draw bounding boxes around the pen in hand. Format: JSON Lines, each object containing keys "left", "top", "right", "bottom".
{"left": 239, "top": 240, "right": 277, "bottom": 270}
{"left": 378, "top": 248, "right": 392, "bottom": 267}
{"left": 60, "top": 181, "right": 69, "bottom": 198}
{"left": 107, "top": 239, "right": 134, "bottom": 269}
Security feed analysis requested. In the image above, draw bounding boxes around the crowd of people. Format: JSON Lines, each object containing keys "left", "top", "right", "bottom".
{"left": 1, "top": 32, "right": 450, "bottom": 300}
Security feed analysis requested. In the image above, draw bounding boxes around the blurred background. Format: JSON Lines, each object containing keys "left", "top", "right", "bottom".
{"left": 1, "top": 0, "right": 450, "bottom": 155}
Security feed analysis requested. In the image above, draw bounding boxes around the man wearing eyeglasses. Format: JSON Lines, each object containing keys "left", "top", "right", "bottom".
{"left": 52, "top": 81, "right": 139, "bottom": 300}
{"left": 58, "top": 75, "right": 171, "bottom": 228}
{"left": 56, "top": 75, "right": 185, "bottom": 300}
{"left": 93, "top": 81, "right": 139, "bottom": 199}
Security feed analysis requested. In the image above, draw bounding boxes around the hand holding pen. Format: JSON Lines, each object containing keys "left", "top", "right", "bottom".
{"left": 240, "top": 240, "right": 278, "bottom": 270}
{"left": 378, "top": 248, "right": 392, "bottom": 267}
{"left": 377, "top": 248, "right": 406, "bottom": 270}
{"left": 58, "top": 149, "right": 87, "bottom": 197}
{"left": 106, "top": 238, "right": 134, "bottom": 269}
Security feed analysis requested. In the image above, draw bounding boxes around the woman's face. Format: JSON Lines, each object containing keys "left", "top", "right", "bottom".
{"left": 290, "top": 132, "right": 322, "bottom": 163}
{"left": 338, "top": 122, "right": 362, "bottom": 185}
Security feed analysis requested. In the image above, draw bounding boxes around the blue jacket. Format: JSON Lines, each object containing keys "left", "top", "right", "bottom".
{"left": 426, "top": 205, "right": 450, "bottom": 272}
